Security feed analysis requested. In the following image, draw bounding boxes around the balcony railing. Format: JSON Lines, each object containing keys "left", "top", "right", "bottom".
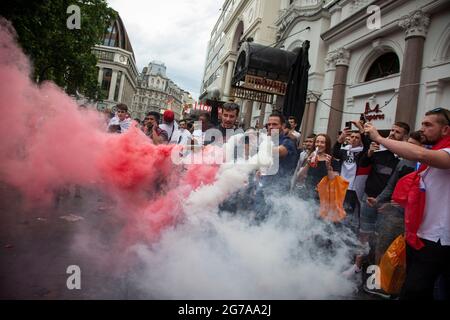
{"left": 93, "top": 49, "right": 115, "bottom": 62}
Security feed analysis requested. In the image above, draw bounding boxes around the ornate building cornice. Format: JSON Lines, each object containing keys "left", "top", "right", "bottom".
{"left": 275, "top": 1, "right": 328, "bottom": 42}
{"left": 398, "top": 10, "right": 430, "bottom": 39}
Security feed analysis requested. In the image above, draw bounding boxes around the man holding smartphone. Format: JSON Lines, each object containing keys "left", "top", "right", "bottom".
{"left": 344, "top": 121, "right": 410, "bottom": 280}
{"left": 144, "top": 111, "right": 168, "bottom": 145}
{"left": 364, "top": 108, "right": 450, "bottom": 299}
{"left": 333, "top": 121, "right": 364, "bottom": 231}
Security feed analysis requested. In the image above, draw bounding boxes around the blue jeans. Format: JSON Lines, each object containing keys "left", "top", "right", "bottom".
{"left": 359, "top": 193, "right": 378, "bottom": 234}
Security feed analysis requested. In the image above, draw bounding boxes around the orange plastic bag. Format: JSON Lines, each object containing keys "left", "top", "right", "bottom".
{"left": 379, "top": 235, "right": 406, "bottom": 294}
{"left": 317, "top": 176, "right": 349, "bottom": 222}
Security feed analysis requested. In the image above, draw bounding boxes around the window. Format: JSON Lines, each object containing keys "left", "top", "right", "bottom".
{"left": 365, "top": 52, "right": 400, "bottom": 82}
{"left": 103, "top": 22, "right": 119, "bottom": 47}
{"left": 101, "top": 68, "right": 112, "bottom": 98}
{"left": 114, "top": 71, "right": 122, "bottom": 101}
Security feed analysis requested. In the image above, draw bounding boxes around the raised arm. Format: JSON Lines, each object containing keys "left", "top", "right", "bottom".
{"left": 364, "top": 123, "right": 450, "bottom": 169}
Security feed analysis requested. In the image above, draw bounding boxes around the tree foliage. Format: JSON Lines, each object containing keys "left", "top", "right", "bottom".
{"left": 1, "top": 0, "right": 116, "bottom": 100}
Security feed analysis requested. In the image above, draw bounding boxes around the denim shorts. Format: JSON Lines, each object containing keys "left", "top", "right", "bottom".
{"left": 359, "top": 193, "right": 378, "bottom": 234}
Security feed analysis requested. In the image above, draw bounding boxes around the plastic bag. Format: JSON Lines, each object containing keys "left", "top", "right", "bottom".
{"left": 317, "top": 175, "right": 349, "bottom": 222}
{"left": 379, "top": 234, "right": 406, "bottom": 294}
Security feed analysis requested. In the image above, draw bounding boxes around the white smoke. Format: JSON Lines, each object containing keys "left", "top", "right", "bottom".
{"left": 131, "top": 195, "right": 359, "bottom": 299}
{"left": 128, "top": 134, "right": 360, "bottom": 299}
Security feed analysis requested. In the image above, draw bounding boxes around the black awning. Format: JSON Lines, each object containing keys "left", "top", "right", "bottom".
{"left": 232, "top": 42, "right": 297, "bottom": 85}
{"left": 282, "top": 40, "right": 311, "bottom": 126}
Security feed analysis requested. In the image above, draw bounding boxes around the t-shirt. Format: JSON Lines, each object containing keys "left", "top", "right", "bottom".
{"left": 149, "top": 127, "right": 169, "bottom": 143}
{"left": 177, "top": 128, "right": 192, "bottom": 145}
{"left": 108, "top": 116, "right": 132, "bottom": 133}
{"left": 339, "top": 145, "right": 363, "bottom": 190}
{"left": 278, "top": 134, "right": 298, "bottom": 176}
{"left": 260, "top": 134, "right": 298, "bottom": 191}
{"left": 160, "top": 122, "right": 180, "bottom": 143}
{"left": 360, "top": 149, "right": 399, "bottom": 197}
{"left": 192, "top": 129, "right": 204, "bottom": 146}
{"left": 417, "top": 148, "right": 450, "bottom": 246}
{"left": 291, "top": 130, "right": 301, "bottom": 147}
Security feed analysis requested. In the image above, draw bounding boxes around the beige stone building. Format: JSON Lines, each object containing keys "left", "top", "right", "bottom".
{"left": 200, "top": 0, "right": 282, "bottom": 128}
{"left": 131, "top": 61, "right": 186, "bottom": 121}
{"left": 276, "top": 0, "right": 450, "bottom": 140}
{"left": 202, "top": 0, "right": 450, "bottom": 137}
{"left": 92, "top": 14, "right": 138, "bottom": 113}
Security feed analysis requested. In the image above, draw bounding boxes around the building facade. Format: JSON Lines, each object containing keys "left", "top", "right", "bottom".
{"left": 131, "top": 61, "right": 186, "bottom": 121}
{"left": 275, "top": 0, "right": 450, "bottom": 140}
{"left": 93, "top": 14, "right": 138, "bottom": 112}
{"left": 200, "top": 0, "right": 282, "bottom": 128}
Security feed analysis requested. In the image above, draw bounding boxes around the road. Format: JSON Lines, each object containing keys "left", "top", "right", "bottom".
{"left": 0, "top": 182, "right": 378, "bottom": 300}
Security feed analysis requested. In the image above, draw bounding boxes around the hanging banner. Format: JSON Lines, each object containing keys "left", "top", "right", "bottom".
{"left": 239, "top": 75, "right": 288, "bottom": 96}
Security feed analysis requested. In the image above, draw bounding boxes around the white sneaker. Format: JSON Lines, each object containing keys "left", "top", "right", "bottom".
{"left": 342, "top": 264, "right": 362, "bottom": 278}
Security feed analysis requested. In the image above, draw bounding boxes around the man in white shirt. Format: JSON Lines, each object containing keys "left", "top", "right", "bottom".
{"left": 108, "top": 103, "right": 132, "bottom": 133}
{"left": 177, "top": 119, "right": 192, "bottom": 145}
{"left": 191, "top": 112, "right": 211, "bottom": 146}
{"left": 159, "top": 109, "right": 181, "bottom": 144}
{"left": 364, "top": 107, "right": 450, "bottom": 300}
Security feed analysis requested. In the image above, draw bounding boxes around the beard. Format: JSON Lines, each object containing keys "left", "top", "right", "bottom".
{"left": 423, "top": 137, "right": 437, "bottom": 145}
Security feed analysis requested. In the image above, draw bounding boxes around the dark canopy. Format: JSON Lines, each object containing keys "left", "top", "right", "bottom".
{"left": 282, "top": 40, "right": 310, "bottom": 127}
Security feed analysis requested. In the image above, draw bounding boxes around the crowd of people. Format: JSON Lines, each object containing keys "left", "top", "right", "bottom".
{"left": 104, "top": 102, "right": 450, "bottom": 300}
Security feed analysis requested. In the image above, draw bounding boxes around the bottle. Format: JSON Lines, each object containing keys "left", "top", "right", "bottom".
{"left": 310, "top": 147, "right": 319, "bottom": 168}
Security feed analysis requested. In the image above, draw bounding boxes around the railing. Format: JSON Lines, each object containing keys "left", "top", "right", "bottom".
{"left": 93, "top": 49, "right": 115, "bottom": 62}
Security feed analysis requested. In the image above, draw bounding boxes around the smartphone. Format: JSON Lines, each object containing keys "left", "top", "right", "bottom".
{"left": 345, "top": 121, "right": 352, "bottom": 129}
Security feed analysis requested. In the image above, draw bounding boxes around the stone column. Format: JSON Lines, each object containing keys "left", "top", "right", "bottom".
{"left": 300, "top": 101, "right": 310, "bottom": 143}
{"left": 395, "top": 10, "right": 430, "bottom": 128}
{"left": 258, "top": 103, "right": 267, "bottom": 129}
{"left": 243, "top": 100, "right": 253, "bottom": 129}
{"left": 108, "top": 70, "right": 118, "bottom": 101}
{"left": 326, "top": 48, "right": 350, "bottom": 143}
{"left": 118, "top": 72, "right": 125, "bottom": 103}
{"left": 304, "top": 93, "right": 318, "bottom": 139}
{"left": 223, "top": 59, "right": 236, "bottom": 101}
{"left": 97, "top": 67, "right": 104, "bottom": 85}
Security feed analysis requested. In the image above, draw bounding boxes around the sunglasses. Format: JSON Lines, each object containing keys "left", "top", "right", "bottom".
{"left": 429, "top": 107, "right": 450, "bottom": 124}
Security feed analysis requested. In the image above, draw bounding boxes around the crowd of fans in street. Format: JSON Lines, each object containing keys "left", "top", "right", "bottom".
{"left": 104, "top": 102, "right": 450, "bottom": 300}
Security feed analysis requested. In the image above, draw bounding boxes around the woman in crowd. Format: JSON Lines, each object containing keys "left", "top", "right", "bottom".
{"left": 295, "top": 134, "right": 340, "bottom": 202}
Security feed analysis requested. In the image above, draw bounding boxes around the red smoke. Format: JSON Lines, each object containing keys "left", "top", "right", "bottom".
{"left": 0, "top": 20, "right": 219, "bottom": 243}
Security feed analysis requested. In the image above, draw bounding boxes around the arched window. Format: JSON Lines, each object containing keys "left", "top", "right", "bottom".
{"left": 365, "top": 52, "right": 400, "bottom": 82}
{"left": 103, "top": 22, "right": 119, "bottom": 47}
